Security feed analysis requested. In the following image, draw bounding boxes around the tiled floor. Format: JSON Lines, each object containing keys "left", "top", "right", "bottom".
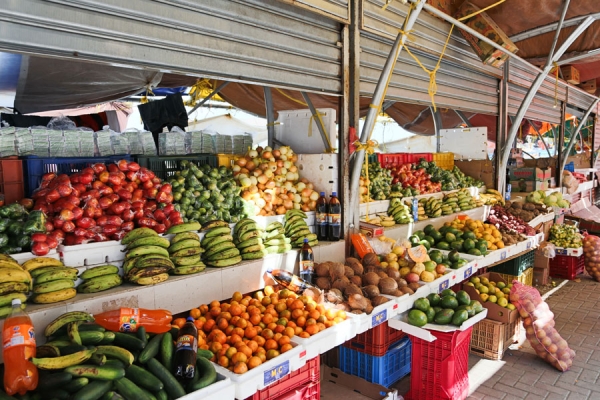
{"left": 394, "top": 275, "right": 600, "bottom": 400}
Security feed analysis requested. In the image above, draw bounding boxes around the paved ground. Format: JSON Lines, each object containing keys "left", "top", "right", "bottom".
{"left": 394, "top": 275, "right": 600, "bottom": 400}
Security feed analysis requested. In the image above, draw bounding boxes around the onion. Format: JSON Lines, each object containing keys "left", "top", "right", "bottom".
{"left": 249, "top": 150, "right": 258, "bottom": 158}
{"left": 306, "top": 183, "right": 314, "bottom": 190}
{"left": 280, "top": 155, "right": 288, "bottom": 161}
{"left": 289, "top": 165, "right": 298, "bottom": 173}
{"left": 291, "top": 154, "right": 298, "bottom": 163}
{"left": 301, "top": 188, "right": 312, "bottom": 198}
{"left": 294, "top": 194, "right": 302, "bottom": 203}
{"left": 255, "top": 197, "right": 266, "bottom": 209}
{"left": 266, "top": 180, "right": 276, "bottom": 189}
{"left": 283, "top": 161, "right": 292, "bottom": 169}
{"left": 284, "top": 181, "right": 293, "bottom": 191}
{"left": 308, "top": 200, "right": 316, "bottom": 209}
{"left": 250, "top": 176, "right": 258, "bottom": 186}
{"left": 236, "top": 158, "right": 248, "bottom": 167}
{"left": 296, "top": 182, "right": 306, "bottom": 191}
{"left": 264, "top": 146, "right": 272, "bottom": 152}
{"left": 262, "top": 151, "right": 272, "bottom": 159}
{"left": 272, "top": 149, "right": 281, "bottom": 158}
{"left": 257, "top": 174, "right": 268, "bottom": 185}
{"left": 309, "top": 191, "right": 319, "bottom": 201}
{"left": 280, "top": 168, "right": 288, "bottom": 176}
{"left": 232, "top": 165, "right": 241, "bottom": 173}
{"left": 277, "top": 160, "right": 284, "bottom": 168}
{"left": 283, "top": 199, "right": 293, "bottom": 209}
{"left": 301, "top": 196, "right": 310, "bottom": 204}
{"left": 249, "top": 185, "right": 259, "bottom": 194}
{"left": 246, "top": 161, "right": 256, "bottom": 171}
{"left": 240, "top": 177, "right": 252, "bottom": 188}
{"left": 280, "top": 146, "right": 289, "bottom": 155}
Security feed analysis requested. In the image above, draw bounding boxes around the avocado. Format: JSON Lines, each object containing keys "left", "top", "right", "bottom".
{"left": 413, "top": 298, "right": 431, "bottom": 312}
{"left": 434, "top": 309, "right": 455, "bottom": 325}
{"left": 408, "top": 309, "right": 428, "bottom": 327}
{"left": 429, "top": 250, "right": 444, "bottom": 264}
{"left": 427, "top": 293, "right": 442, "bottom": 307}
{"left": 456, "top": 305, "right": 475, "bottom": 317}
{"left": 440, "top": 289, "right": 456, "bottom": 298}
{"left": 464, "top": 239, "right": 476, "bottom": 251}
{"left": 468, "top": 248, "right": 482, "bottom": 256}
{"left": 451, "top": 241, "right": 464, "bottom": 252}
{"left": 456, "top": 290, "right": 471, "bottom": 306}
{"left": 424, "top": 236, "right": 435, "bottom": 246}
{"left": 414, "top": 230, "right": 426, "bottom": 240}
{"left": 447, "top": 250, "right": 460, "bottom": 263}
{"left": 469, "top": 300, "right": 484, "bottom": 314}
{"left": 420, "top": 240, "right": 431, "bottom": 250}
{"left": 436, "top": 241, "right": 450, "bottom": 250}
{"left": 451, "top": 309, "right": 469, "bottom": 326}
{"left": 445, "top": 232, "right": 456, "bottom": 243}
{"left": 425, "top": 307, "right": 436, "bottom": 323}
{"left": 424, "top": 224, "right": 435, "bottom": 235}
{"left": 440, "top": 295, "right": 459, "bottom": 309}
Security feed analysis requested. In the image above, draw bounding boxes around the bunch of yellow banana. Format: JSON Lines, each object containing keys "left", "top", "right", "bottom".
{"left": 480, "top": 189, "right": 505, "bottom": 206}
{"left": 0, "top": 255, "right": 34, "bottom": 316}
{"left": 22, "top": 257, "right": 78, "bottom": 304}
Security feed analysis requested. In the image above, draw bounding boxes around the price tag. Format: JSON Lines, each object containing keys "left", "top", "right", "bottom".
{"left": 556, "top": 248, "right": 567, "bottom": 255}
{"left": 371, "top": 309, "right": 387, "bottom": 327}
{"left": 264, "top": 360, "right": 290, "bottom": 386}
{"left": 527, "top": 241, "right": 532, "bottom": 249}
{"left": 501, "top": 251, "right": 507, "bottom": 260}
{"left": 463, "top": 266, "right": 473, "bottom": 279}
{"left": 438, "top": 279, "right": 449, "bottom": 293}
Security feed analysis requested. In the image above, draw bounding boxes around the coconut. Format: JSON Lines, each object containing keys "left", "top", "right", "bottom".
{"left": 362, "top": 253, "right": 380, "bottom": 266}
{"left": 396, "top": 278, "right": 408, "bottom": 288}
{"left": 315, "top": 262, "right": 331, "bottom": 277}
{"left": 350, "top": 275, "right": 362, "bottom": 286}
{"left": 390, "top": 289, "right": 405, "bottom": 297}
{"left": 365, "top": 265, "right": 380, "bottom": 274}
{"left": 303, "top": 288, "right": 322, "bottom": 303}
{"left": 365, "top": 303, "right": 374, "bottom": 314}
{"left": 371, "top": 295, "right": 390, "bottom": 307}
{"left": 363, "top": 271, "right": 381, "bottom": 286}
{"left": 377, "top": 271, "right": 389, "bottom": 280}
{"left": 344, "top": 266, "right": 355, "bottom": 278}
{"left": 363, "top": 285, "right": 380, "bottom": 298}
{"left": 399, "top": 286, "right": 414, "bottom": 295}
{"left": 326, "top": 288, "right": 344, "bottom": 303}
{"left": 386, "top": 267, "right": 400, "bottom": 280}
{"left": 329, "top": 262, "right": 346, "bottom": 280}
{"left": 334, "top": 302, "right": 351, "bottom": 311}
{"left": 379, "top": 277, "right": 398, "bottom": 295}
{"left": 315, "top": 277, "right": 331, "bottom": 290}
{"left": 351, "top": 309, "right": 364, "bottom": 315}
{"left": 346, "top": 257, "right": 364, "bottom": 275}
{"left": 344, "top": 284, "right": 363, "bottom": 297}
{"left": 347, "top": 293, "right": 369, "bottom": 311}
{"left": 332, "top": 277, "right": 350, "bottom": 291}
{"left": 407, "top": 282, "right": 421, "bottom": 292}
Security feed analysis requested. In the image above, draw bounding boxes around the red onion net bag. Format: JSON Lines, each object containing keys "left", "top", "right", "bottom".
{"left": 583, "top": 233, "right": 600, "bottom": 282}
{"left": 509, "top": 282, "right": 575, "bottom": 371}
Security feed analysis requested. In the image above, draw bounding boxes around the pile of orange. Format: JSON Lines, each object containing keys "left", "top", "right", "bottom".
{"left": 181, "top": 286, "right": 347, "bottom": 374}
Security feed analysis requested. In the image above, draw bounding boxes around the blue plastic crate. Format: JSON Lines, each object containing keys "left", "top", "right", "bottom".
{"left": 339, "top": 336, "right": 411, "bottom": 387}
{"left": 22, "top": 155, "right": 131, "bottom": 197}
{"left": 564, "top": 162, "right": 575, "bottom": 172}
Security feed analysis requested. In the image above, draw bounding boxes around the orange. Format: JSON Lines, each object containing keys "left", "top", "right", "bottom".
{"left": 262, "top": 314, "right": 274, "bottom": 325}
{"left": 257, "top": 352, "right": 267, "bottom": 363}
{"left": 275, "top": 303, "right": 287, "bottom": 313}
{"left": 280, "top": 343, "right": 293, "bottom": 353}
{"left": 210, "top": 300, "right": 220, "bottom": 309}
{"left": 249, "top": 314, "right": 262, "bottom": 326}
{"left": 286, "top": 321, "right": 297, "bottom": 329}
{"left": 189, "top": 308, "right": 201, "bottom": 319}
{"left": 225, "top": 325, "right": 235, "bottom": 336}
{"left": 266, "top": 349, "right": 280, "bottom": 360}
{"left": 273, "top": 333, "right": 282, "bottom": 342}
{"left": 218, "top": 355, "right": 230, "bottom": 368}
{"left": 229, "top": 304, "right": 243, "bottom": 317}
{"left": 247, "top": 356, "right": 262, "bottom": 370}
{"left": 210, "top": 307, "right": 222, "bottom": 318}
{"left": 284, "top": 327, "right": 295, "bottom": 338}
{"left": 317, "top": 316, "right": 327, "bottom": 324}
{"left": 240, "top": 298, "right": 250, "bottom": 307}
{"left": 309, "top": 310, "right": 321, "bottom": 320}
{"left": 279, "top": 310, "right": 291, "bottom": 320}
{"left": 202, "top": 319, "right": 215, "bottom": 332}
{"left": 267, "top": 323, "right": 278, "bottom": 331}
{"left": 244, "top": 326, "right": 258, "bottom": 339}
{"left": 286, "top": 298, "right": 295, "bottom": 308}
{"left": 274, "top": 324, "right": 286, "bottom": 334}
{"left": 211, "top": 330, "right": 227, "bottom": 345}
{"left": 225, "top": 347, "right": 238, "bottom": 359}
{"left": 278, "top": 336, "right": 291, "bottom": 347}
{"left": 232, "top": 291, "right": 243, "bottom": 302}
{"left": 333, "top": 317, "right": 345, "bottom": 325}
{"left": 296, "top": 316, "right": 306, "bottom": 327}
{"left": 264, "top": 285, "right": 275, "bottom": 295}
{"left": 241, "top": 312, "right": 250, "bottom": 320}
{"left": 219, "top": 311, "right": 232, "bottom": 321}
{"left": 235, "top": 318, "right": 248, "bottom": 329}
{"left": 233, "top": 362, "right": 249, "bottom": 374}
{"left": 254, "top": 335, "right": 266, "bottom": 347}
{"left": 229, "top": 333, "right": 243, "bottom": 345}
{"left": 306, "top": 318, "right": 317, "bottom": 326}
{"left": 298, "top": 331, "right": 310, "bottom": 338}
{"left": 199, "top": 304, "right": 209, "bottom": 315}
{"left": 294, "top": 327, "right": 303, "bottom": 336}
{"left": 221, "top": 303, "right": 231, "bottom": 312}
{"left": 265, "top": 339, "right": 278, "bottom": 351}
{"left": 261, "top": 296, "right": 272, "bottom": 306}
{"left": 217, "top": 317, "right": 229, "bottom": 331}
{"left": 261, "top": 329, "right": 274, "bottom": 339}
{"left": 231, "top": 352, "right": 248, "bottom": 365}
{"left": 317, "top": 322, "right": 327, "bottom": 332}
{"left": 305, "top": 324, "right": 319, "bottom": 336}
{"left": 254, "top": 290, "right": 264, "bottom": 300}
{"left": 209, "top": 341, "right": 222, "bottom": 354}
{"left": 291, "top": 309, "right": 304, "bottom": 320}
{"left": 238, "top": 345, "right": 253, "bottom": 358}
{"left": 276, "top": 318, "right": 288, "bottom": 326}
{"left": 172, "top": 318, "right": 187, "bottom": 328}
{"left": 193, "top": 319, "right": 204, "bottom": 330}
{"left": 290, "top": 299, "right": 304, "bottom": 310}
{"left": 246, "top": 340, "right": 259, "bottom": 353}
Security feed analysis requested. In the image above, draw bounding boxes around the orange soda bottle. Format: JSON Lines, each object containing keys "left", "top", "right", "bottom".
{"left": 3, "top": 299, "right": 38, "bottom": 396}
{"left": 94, "top": 308, "right": 173, "bottom": 334}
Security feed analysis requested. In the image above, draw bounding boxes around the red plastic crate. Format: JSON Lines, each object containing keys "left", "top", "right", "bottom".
{"left": 378, "top": 153, "right": 410, "bottom": 168}
{"left": 0, "top": 158, "right": 24, "bottom": 204}
{"left": 0, "top": 182, "right": 25, "bottom": 204}
{"left": 405, "top": 328, "right": 472, "bottom": 400}
{"left": 549, "top": 254, "right": 584, "bottom": 280}
{"left": 275, "top": 381, "right": 320, "bottom": 400}
{"left": 342, "top": 321, "right": 406, "bottom": 356}
{"left": 407, "top": 153, "right": 433, "bottom": 163}
{"left": 246, "top": 355, "right": 319, "bottom": 400}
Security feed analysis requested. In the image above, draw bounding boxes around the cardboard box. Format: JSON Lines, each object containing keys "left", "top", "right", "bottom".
{"left": 510, "top": 179, "right": 550, "bottom": 193}
{"left": 509, "top": 167, "right": 552, "bottom": 182}
{"left": 533, "top": 267, "right": 549, "bottom": 286}
{"left": 534, "top": 247, "right": 550, "bottom": 269}
{"left": 453, "top": 159, "right": 494, "bottom": 189}
{"left": 578, "top": 79, "right": 597, "bottom": 94}
{"left": 455, "top": 1, "right": 518, "bottom": 67}
{"left": 321, "top": 366, "right": 397, "bottom": 400}
{"left": 560, "top": 65, "right": 580, "bottom": 85}
{"left": 463, "top": 272, "right": 518, "bottom": 324}
{"left": 359, "top": 222, "right": 385, "bottom": 238}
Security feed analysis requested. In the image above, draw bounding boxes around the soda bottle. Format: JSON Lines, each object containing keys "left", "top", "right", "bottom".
{"left": 316, "top": 192, "right": 328, "bottom": 241}
{"left": 174, "top": 317, "right": 198, "bottom": 381}
{"left": 94, "top": 308, "right": 173, "bottom": 334}
{"left": 328, "top": 191, "right": 341, "bottom": 241}
{"left": 3, "top": 299, "right": 38, "bottom": 396}
{"left": 299, "top": 238, "right": 315, "bottom": 284}
{"left": 266, "top": 269, "right": 318, "bottom": 294}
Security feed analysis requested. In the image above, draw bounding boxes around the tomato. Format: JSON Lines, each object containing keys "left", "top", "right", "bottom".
{"left": 96, "top": 215, "right": 109, "bottom": 227}
{"left": 137, "top": 217, "right": 157, "bottom": 228}
{"left": 101, "top": 224, "right": 119, "bottom": 235}
{"left": 79, "top": 173, "right": 94, "bottom": 185}
{"left": 49, "top": 229, "right": 65, "bottom": 242}
{"left": 154, "top": 224, "right": 166, "bottom": 234}
{"left": 71, "top": 183, "right": 87, "bottom": 197}
{"left": 98, "top": 197, "right": 114, "bottom": 210}
{"left": 31, "top": 233, "right": 47, "bottom": 243}
{"left": 34, "top": 203, "right": 50, "bottom": 214}
{"left": 62, "top": 221, "right": 76, "bottom": 233}
{"left": 76, "top": 217, "right": 95, "bottom": 229}
{"left": 145, "top": 201, "right": 158, "bottom": 212}
{"left": 31, "top": 242, "right": 50, "bottom": 256}
{"left": 142, "top": 180, "right": 154, "bottom": 190}
{"left": 118, "top": 159, "right": 129, "bottom": 172}
{"left": 74, "top": 227, "right": 89, "bottom": 237}
{"left": 145, "top": 187, "right": 158, "bottom": 199}
{"left": 92, "top": 233, "right": 109, "bottom": 242}
{"left": 107, "top": 193, "right": 120, "bottom": 204}
{"left": 127, "top": 162, "right": 140, "bottom": 172}
{"left": 109, "top": 202, "right": 127, "bottom": 215}
{"left": 44, "top": 221, "right": 54, "bottom": 232}
{"left": 45, "top": 189, "right": 61, "bottom": 203}
{"left": 121, "top": 221, "right": 135, "bottom": 232}
{"left": 153, "top": 209, "right": 166, "bottom": 222}
{"left": 42, "top": 172, "right": 57, "bottom": 182}
{"left": 92, "top": 180, "right": 105, "bottom": 190}
{"left": 137, "top": 168, "right": 152, "bottom": 182}
{"left": 106, "top": 216, "right": 123, "bottom": 226}
{"left": 111, "top": 231, "right": 126, "bottom": 241}
{"left": 19, "top": 198, "right": 34, "bottom": 210}
{"left": 116, "top": 189, "right": 132, "bottom": 201}
{"left": 106, "top": 164, "right": 119, "bottom": 173}
{"left": 98, "top": 171, "right": 110, "bottom": 183}
{"left": 162, "top": 204, "right": 175, "bottom": 216}
{"left": 98, "top": 185, "right": 114, "bottom": 196}
{"left": 107, "top": 172, "right": 123, "bottom": 187}
{"left": 81, "top": 190, "right": 100, "bottom": 201}
{"left": 69, "top": 173, "right": 80, "bottom": 184}
{"left": 121, "top": 209, "right": 135, "bottom": 222}
{"left": 156, "top": 191, "right": 169, "bottom": 203}
{"left": 33, "top": 188, "right": 49, "bottom": 200}
{"left": 46, "top": 236, "right": 59, "bottom": 249}
{"left": 91, "top": 163, "right": 106, "bottom": 175}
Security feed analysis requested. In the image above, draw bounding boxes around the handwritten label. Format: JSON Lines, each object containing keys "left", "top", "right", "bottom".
{"left": 438, "top": 279, "right": 449, "bottom": 293}
{"left": 464, "top": 266, "right": 473, "bottom": 279}
{"left": 371, "top": 309, "right": 387, "bottom": 327}
{"left": 501, "top": 251, "right": 507, "bottom": 260}
{"left": 264, "top": 360, "right": 290, "bottom": 386}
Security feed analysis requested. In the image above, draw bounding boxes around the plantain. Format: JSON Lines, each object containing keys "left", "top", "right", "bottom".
{"left": 134, "top": 256, "right": 175, "bottom": 270}
{"left": 33, "top": 279, "right": 75, "bottom": 294}
{"left": 170, "top": 232, "right": 200, "bottom": 244}
{"left": 0, "top": 281, "right": 30, "bottom": 295}
{"left": 167, "top": 239, "right": 200, "bottom": 254}
{"left": 166, "top": 221, "right": 201, "bottom": 234}
{"left": 125, "top": 246, "right": 169, "bottom": 259}
{"left": 241, "top": 250, "right": 267, "bottom": 260}
{"left": 172, "top": 264, "right": 206, "bottom": 275}
{"left": 77, "top": 274, "right": 122, "bottom": 294}
{"left": 45, "top": 311, "right": 95, "bottom": 337}
{"left": 32, "top": 288, "right": 77, "bottom": 304}
{"left": 206, "top": 247, "right": 240, "bottom": 261}
{"left": 67, "top": 322, "right": 82, "bottom": 345}
{"left": 122, "top": 257, "right": 140, "bottom": 276}
{"left": 238, "top": 229, "right": 263, "bottom": 243}
{"left": 0, "top": 292, "right": 28, "bottom": 307}
{"left": 240, "top": 244, "right": 266, "bottom": 254}
{"left": 200, "top": 220, "right": 230, "bottom": 231}
{"left": 235, "top": 223, "right": 258, "bottom": 239}
{"left": 203, "top": 226, "right": 232, "bottom": 238}
{"left": 121, "top": 227, "right": 158, "bottom": 245}
{"left": 265, "top": 221, "right": 284, "bottom": 232}
{"left": 202, "top": 234, "right": 234, "bottom": 249}
{"left": 233, "top": 218, "right": 256, "bottom": 236}
{"left": 204, "top": 256, "right": 242, "bottom": 268}
{"left": 236, "top": 237, "right": 263, "bottom": 249}
{"left": 0, "top": 260, "right": 22, "bottom": 270}
{"left": 33, "top": 348, "right": 96, "bottom": 370}
{"left": 80, "top": 265, "right": 120, "bottom": 281}
{"left": 22, "top": 257, "right": 63, "bottom": 272}
{"left": 202, "top": 241, "right": 236, "bottom": 259}
{"left": 0, "top": 267, "right": 33, "bottom": 289}
{"left": 170, "top": 254, "right": 202, "bottom": 266}
{"left": 36, "top": 268, "right": 79, "bottom": 284}
{"left": 135, "top": 273, "right": 169, "bottom": 285}
{"left": 126, "top": 236, "right": 171, "bottom": 251}
{"left": 95, "top": 345, "right": 134, "bottom": 367}
{"left": 128, "top": 266, "right": 172, "bottom": 282}
{"left": 169, "top": 247, "right": 203, "bottom": 258}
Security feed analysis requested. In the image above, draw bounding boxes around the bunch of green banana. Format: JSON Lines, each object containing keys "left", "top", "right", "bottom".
{"left": 284, "top": 210, "right": 316, "bottom": 249}
{"left": 167, "top": 226, "right": 207, "bottom": 275}
{"left": 29, "top": 258, "right": 78, "bottom": 304}
{"left": 166, "top": 221, "right": 201, "bottom": 235}
{"left": 233, "top": 218, "right": 267, "bottom": 260}
{"left": 202, "top": 222, "right": 241, "bottom": 267}
{"left": 123, "top": 233, "right": 174, "bottom": 286}
{"left": 0, "top": 255, "right": 32, "bottom": 317}
{"left": 421, "top": 196, "right": 443, "bottom": 218}
{"left": 442, "top": 188, "right": 480, "bottom": 215}
{"left": 387, "top": 198, "right": 412, "bottom": 224}
{"left": 77, "top": 265, "right": 122, "bottom": 294}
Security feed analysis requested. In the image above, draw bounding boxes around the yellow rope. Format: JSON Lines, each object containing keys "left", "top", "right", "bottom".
{"left": 275, "top": 88, "right": 308, "bottom": 106}
{"left": 354, "top": 140, "right": 379, "bottom": 221}
{"left": 140, "top": 86, "right": 154, "bottom": 104}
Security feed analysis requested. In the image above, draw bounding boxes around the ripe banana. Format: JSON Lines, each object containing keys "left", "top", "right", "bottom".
{"left": 0, "top": 260, "right": 22, "bottom": 270}
{"left": 77, "top": 274, "right": 122, "bottom": 293}
{"left": 170, "top": 232, "right": 200, "bottom": 244}
{"left": 206, "top": 247, "right": 240, "bottom": 261}
{"left": 172, "top": 264, "right": 206, "bottom": 275}
{"left": 204, "top": 226, "right": 232, "bottom": 238}
{"left": 122, "top": 257, "right": 139, "bottom": 276}
{"left": 0, "top": 267, "right": 32, "bottom": 287}
{"left": 202, "top": 242, "right": 236, "bottom": 259}
{"left": 201, "top": 220, "right": 230, "bottom": 231}
{"left": 0, "top": 292, "right": 28, "bottom": 307}
{"left": 204, "top": 256, "right": 242, "bottom": 268}
{"left": 0, "top": 281, "right": 29, "bottom": 295}
{"left": 168, "top": 239, "right": 200, "bottom": 254}
{"left": 36, "top": 268, "right": 79, "bottom": 284}
{"left": 22, "top": 257, "right": 63, "bottom": 272}
{"left": 121, "top": 227, "right": 157, "bottom": 245}
{"left": 135, "top": 273, "right": 169, "bottom": 285}
{"left": 170, "top": 255, "right": 202, "bottom": 266}
{"left": 202, "top": 234, "right": 234, "bottom": 249}
{"left": 170, "top": 247, "right": 203, "bottom": 258}
{"left": 33, "top": 349, "right": 96, "bottom": 370}
{"left": 34, "top": 279, "right": 75, "bottom": 294}
{"left": 67, "top": 322, "right": 82, "bottom": 345}
{"left": 126, "top": 236, "right": 171, "bottom": 251}
{"left": 166, "top": 221, "right": 201, "bottom": 234}
{"left": 80, "top": 265, "right": 120, "bottom": 281}
{"left": 45, "top": 311, "right": 95, "bottom": 337}
{"left": 32, "top": 288, "right": 77, "bottom": 304}
{"left": 125, "top": 246, "right": 169, "bottom": 259}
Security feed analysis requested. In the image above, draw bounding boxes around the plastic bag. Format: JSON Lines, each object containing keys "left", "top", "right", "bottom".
{"left": 368, "top": 237, "right": 392, "bottom": 256}
{"left": 540, "top": 242, "right": 556, "bottom": 258}
{"left": 94, "top": 126, "right": 114, "bottom": 156}
{"left": 510, "top": 282, "right": 575, "bottom": 371}
{"left": 582, "top": 232, "right": 600, "bottom": 282}
{"left": 110, "top": 131, "right": 130, "bottom": 156}
{"left": 562, "top": 171, "right": 579, "bottom": 194}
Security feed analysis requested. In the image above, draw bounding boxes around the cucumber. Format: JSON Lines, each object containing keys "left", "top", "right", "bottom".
{"left": 55, "top": 331, "right": 104, "bottom": 345}
{"left": 101, "top": 392, "right": 125, "bottom": 400}
{"left": 65, "top": 365, "right": 126, "bottom": 381}
{"left": 114, "top": 378, "right": 152, "bottom": 400}
{"left": 125, "top": 364, "right": 164, "bottom": 392}
{"left": 138, "top": 333, "right": 163, "bottom": 364}
{"left": 52, "top": 323, "right": 105, "bottom": 337}
{"left": 104, "top": 359, "right": 126, "bottom": 369}
{"left": 37, "top": 371, "right": 73, "bottom": 390}
{"left": 146, "top": 358, "right": 186, "bottom": 399}
{"left": 196, "top": 349, "right": 214, "bottom": 360}
{"left": 73, "top": 380, "right": 112, "bottom": 400}
{"left": 99, "top": 331, "right": 116, "bottom": 345}
{"left": 190, "top": 356, "right": 218, "bottom": 391}
{"left": 113, "top": 333, "right": 145, "bottom": 351}
{"left": 64, "top": 377, "right": 89, "bottom": 393}
{"left": 58, "top": 344, "right": 87, "bottom": 355}
{"left": 159, "top": 332, "right": 173, "bottom": 371}
{"left": 155, "top": 390, "right": 168, "bottom": 400}
{"left": 136, "top": 327, "right": 148, "bottom": 348}
{"left": 45, "top": 389, "right": 69, "bottom": 400}
{"left": 140, "top": 389, "right": 157, "bottom": 400}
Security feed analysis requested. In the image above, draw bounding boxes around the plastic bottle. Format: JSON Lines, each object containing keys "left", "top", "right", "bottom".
{"left": 316, "top": 192, "right": 328, "bottom": 241}
{"left": 299, "top": 238, "right": 315, "bottom": 284}
{"left": 94, "top": 308, "right": 173, "bottom": 334}
{"left": 328, "top": 192, "right": 341, "bottom": 241}
{"left": 3, "top": 299, "right": 38, "bottom": 396}
{"left": 267, "top": 269, "right": 318, "bottom": 294}
{"left": 174, "top": 317, "right": 198, "bottom": 381}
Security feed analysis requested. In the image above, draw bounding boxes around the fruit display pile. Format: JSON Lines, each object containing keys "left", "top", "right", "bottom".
{"left": 502, "top": 200, "right": 550, "bottom": 223}
{"left": 388, "top": 163, "right": 440, "bottom": 195}
{"left": 407, "top": 288, "right": 484, "bottom": 327}
{"left": 479, "top": 189, "right": 505, "bottom": 206}
{"left": 487, "top": 206, "right": 537, "bottom": 236}
{"left": 526, "top": 190, "right": 570, "bottom": 208}
{"left": 361, "top": 161, "right": 393, "bottom": 201}
{"left": 419, "top": 160, "right": 484, "bottom": 191}
{"left": 412, "top": 218, "right": 495, "bottom": 255}
{"left": 549, "top": 224, "right": 582, "bottom": 248}
{"left": 464, "top": 276, "right": 515, "bottom": 309}
{"left": 583, "top": 234, "right": 600, "bottom": 282}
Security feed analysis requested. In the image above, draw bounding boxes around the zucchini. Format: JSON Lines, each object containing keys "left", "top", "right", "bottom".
{"left": 114, "top": 378, "right": 152, "bottom": 400}
{"left": 159, "top": 332, "right": 173, "bottom": 371}
{"left": 73, "top": 380, "right": 112, "bottom": 400}
{"left": 190, "top": 356, "right": 218, "bottom": 391}
{"left": 146, "top": 358, "right": 186, "bottom": 399}
{"left": 37, "top": 371, "right": 73, "bottom": 390}
{"left": 45, "top": 389, "right": 69, "bottom": 400}
{"left": 64, "top": 377, "right": 89, "bottom": 393}
{"left": 103, "top": 359, "right": 126, "bottom": 369}
{"left": 136, "top": 326, "right": 148, "bottom": 348}
{"left": 138, "top": 333, "right": 163, "bottom": 364}
{"left": 65, "top": 365, "right": 125, "bottom": 381}
{"left": 125, "top": 364, "right": 164, "bottom": 392}
{"left": 113, "top": 333, "right": 145, "bottom": 351}
{"left": 140, "top": 389, "right": 157, "bottom": 400}
{"left": 55, "top": 331, "right": 104, "bottom": 345}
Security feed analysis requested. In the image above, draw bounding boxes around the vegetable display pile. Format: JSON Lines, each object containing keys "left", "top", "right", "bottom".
{"left": 549, "top": 224, "right": 582, "bottom": 248}
{"left": 487, "top": 205, "right": 537, "bottom": 236}
{"left": 387, "top": 163, "right": 439, "bottom": 195}
{"left": 503, "top": 200, "right": 550, "bottom": 223}
{"left": 0, "top": 203, "right": 51, "bottom": 255}
{"left": 407, "top": 288, "right": 484, "bottom": 327}
{"left": 526, "top": 190, "right": 570, "bottom": 208}
{"left": 418, "top": 160, "right": 484, "bottom": 191}
{"left": 583, "top": 234, "right": 600, "bottom": 282}
{"left": 362, "top": 161, "right": 393, "bottom": 200}
{"left": 464, "top": 276, "right": 515, "bottom": 309}
{"left": 416, "top": 217, "right": 497, "bottom": 254}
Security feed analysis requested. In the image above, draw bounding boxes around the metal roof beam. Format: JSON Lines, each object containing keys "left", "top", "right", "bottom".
{"left": 510, "top": 13, "right": 600, "bottom": 43}
{"left": 560, "top": 99, "right": 600, "bottom": 172}
{"left": 557, "top": 48, "right": 600, "bottom": 66}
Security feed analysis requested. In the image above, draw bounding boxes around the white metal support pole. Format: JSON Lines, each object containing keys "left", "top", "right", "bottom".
{"left": 431, "top": 106, "right": 443, "bottom": 152}
{"left": 454, "top": 110, "right": 472, "bottom": 127}
{"left": 560, "top": 99, "right": 600, "bottom": 172}
{"left": 527, "top": 118, "right": 553, "bottom": 159}
{"left": 187, "top": 81, "right": 230, "bottom": 115}
{"left": 263, "top": 87, "right": 276, "bottom": 148}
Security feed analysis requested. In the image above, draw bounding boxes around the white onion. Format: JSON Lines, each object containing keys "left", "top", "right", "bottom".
{"left": 240, "top": 177, "right": 252, "bottom": 188}
{"left": 309, "top": 191, "right": 319, "bottom": 201}
{"left": 249, "top": 150, "right": 258, "bottom": 158}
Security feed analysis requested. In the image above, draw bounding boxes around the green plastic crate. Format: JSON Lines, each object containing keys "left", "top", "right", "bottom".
{"left": 490, "top": 250, "right": 535, "bottom": 276}
{"left": 134, "top": 154, "right": 218, "bottom": 180}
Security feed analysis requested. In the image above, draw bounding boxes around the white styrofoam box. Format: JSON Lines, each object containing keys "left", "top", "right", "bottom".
{"left": 155, "top": 268, "right": 223, "bottom": 315}
{"left": 304, "top": 211, "right": 316, "bottom": 226}
{"left": 274, "top": 108, "right": 337, "bottom": 154}
{"left": 250, "top": 214, "right": 314, "bottom": 229}
{"left": 179, "top": 373, "right": 234, "bottom": 400}
{"left": 367, "top": 296, "right": 401, "bottom": 330}
{"left": 214, "top": 342, "right": 307, "bottom": 399}
{"left": 59, "top": 240, "right": 126, "bottom": 267}
{"left": 292, "top": 317, "right": 356, "bottom": 360}
{"left": 427, "top": 272, "right": 456, "bottom": 295}
{"left": 439, "top": 127, "right": 488, "bottom": 160}
{"left": 64, "top": 284, "right": 157, "bottom": 315}
{"left": 554, "top": 247, "right": 584, "bottom": 257}
{"left": 359, "top": 200, "right": 390, "bottom": 217}
{"left": 296, "top": 153, "right": 338, "bottom": 195}
{"left": 11, "top": 249, "right": 60, "bottom": 264}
